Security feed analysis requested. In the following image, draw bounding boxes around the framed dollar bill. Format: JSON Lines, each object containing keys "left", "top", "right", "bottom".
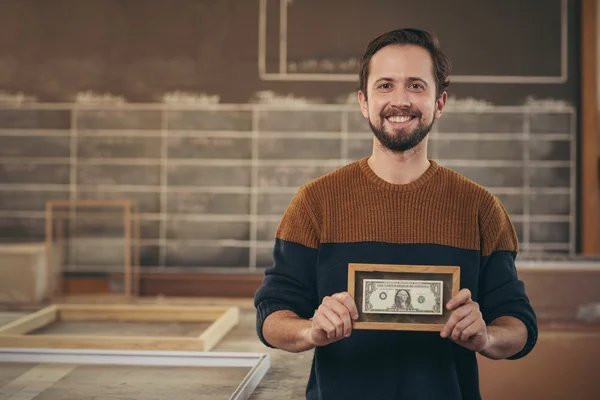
{"left": 348, "top": 263, "right": 460, "bottom": 331}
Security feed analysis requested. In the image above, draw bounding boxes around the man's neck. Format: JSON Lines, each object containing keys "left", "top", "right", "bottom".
{"left": 367, "top": 140, "right": 431, "bottom": 185}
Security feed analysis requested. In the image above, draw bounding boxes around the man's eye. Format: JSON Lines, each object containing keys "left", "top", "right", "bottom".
{"left": 410, "top": 84, "right": 424, "bottom": 89}
{"left": 379, "top": 83, "right": 391, "bottom": 89}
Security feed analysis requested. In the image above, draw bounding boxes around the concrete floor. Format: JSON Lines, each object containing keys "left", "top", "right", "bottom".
{"left": 1, "top": 298, "right": 599, "bottom": 400}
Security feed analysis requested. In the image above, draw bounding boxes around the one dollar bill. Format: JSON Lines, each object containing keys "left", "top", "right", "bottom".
{"left": 363, "top": 279, "right": 443, "bottom": 315}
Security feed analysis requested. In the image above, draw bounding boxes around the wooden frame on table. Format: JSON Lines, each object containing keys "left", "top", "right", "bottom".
{"left": 0, "top": 304, "right": 239, "bottom": 352}
{"left": 348, "top": 263, "right": 460, "bottom": 331}
{"left": 0, "top": 348, "right": 270, "bottom": 400}
{"left": 45, "top": 199, "right": 141, "bottom": 298}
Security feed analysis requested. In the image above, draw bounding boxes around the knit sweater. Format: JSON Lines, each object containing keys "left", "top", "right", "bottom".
{"left": 254, "top": 157, "right": 538, "bottom": 400}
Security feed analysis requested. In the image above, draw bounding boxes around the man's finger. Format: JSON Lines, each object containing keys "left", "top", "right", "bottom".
{"left": 319, "top": 306, "right": 345, "bottom": 339}
{"left": 314, "top": 313, "right": 336, "bottom": 339}
{"left": 447, "top": 288, "right": 472, "bottom": 310}
{"left": 332, "top": 292, "right": 359, "bottom": 320}
{"left": 459, "top": 318, "right": 484, "bottom": 342}
{"left": 326, "top": 298, "right": 353, "bottom": 337}
{"left": 451, "top": 310, "right": 479, "bottom": 341}
{"left": 441, "top": 303, "right": 474, "bottom": 338}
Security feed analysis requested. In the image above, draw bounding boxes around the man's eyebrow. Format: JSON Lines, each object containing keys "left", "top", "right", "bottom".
{"left": 373, "top": 77, "right": 394, "bottom": 86}
{"left": 407, "top": 77, "right": 428, "bottom": 86}
{"left": 373, "top": 77, "right": 429, "bottom": 86}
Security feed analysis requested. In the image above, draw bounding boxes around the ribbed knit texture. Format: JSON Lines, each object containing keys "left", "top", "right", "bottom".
{"left": 277, "top": 157, "right": 519, "bottom": 255}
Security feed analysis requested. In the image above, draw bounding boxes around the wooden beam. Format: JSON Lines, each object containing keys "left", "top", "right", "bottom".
{"left": 0, "top": 305, "right": 58, "bottom": 335}
{"left": 198, "top": 307, "right": 240, "bottom": 351}
{"left": 56, "top": 304, "right": 232, "bottom": 322}
{"left": 581, "top": 0, "right": 599, "bottom": 254}
{"left": 0, "top": 335, "right": 206, "bottom": 351}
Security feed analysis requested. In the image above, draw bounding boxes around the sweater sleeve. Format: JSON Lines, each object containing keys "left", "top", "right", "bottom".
{"left": 253, "top": 186, "right": 321, "bottom": 348}
{"left": 478, "top": 195, "right": 538, "bottom": 360}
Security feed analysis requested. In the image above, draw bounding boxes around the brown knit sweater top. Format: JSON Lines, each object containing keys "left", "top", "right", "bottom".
{"left": 276, "top": 157, "right": 519, "bottom": 257}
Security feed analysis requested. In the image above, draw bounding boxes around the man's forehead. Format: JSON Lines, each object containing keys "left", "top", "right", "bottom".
{"left": 368, "top": 45, "right": 434, "bottom": 80}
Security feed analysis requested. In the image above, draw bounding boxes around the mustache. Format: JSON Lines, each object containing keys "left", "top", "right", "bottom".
{"left": 380, "top": 107, "right": 422, "bottom": 118}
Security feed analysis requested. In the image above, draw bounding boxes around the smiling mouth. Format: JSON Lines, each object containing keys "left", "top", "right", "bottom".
{"left": 385, "top": 115, "right": 416, "bottom": 124}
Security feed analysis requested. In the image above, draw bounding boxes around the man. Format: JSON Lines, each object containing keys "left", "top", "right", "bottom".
{"left": 254, "top": 28, "right": 537, "bottom": 400}
{"left": 395, "top": 289, "right": 411, "bottom": 310}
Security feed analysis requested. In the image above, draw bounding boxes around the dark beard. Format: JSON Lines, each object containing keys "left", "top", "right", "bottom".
{"left": 369, "top": 111, "right": 435, "bottom": 152}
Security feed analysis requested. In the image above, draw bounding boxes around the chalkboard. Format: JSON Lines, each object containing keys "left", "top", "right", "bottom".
{"left": 77, "top": 136, "right": 161, "bottom": 158}
{"left": 167, "top": 192, "right": 250, "bottom": 214}
{"left": 0, "top": 163, "right": 69, "bottom": 184}
{"left": 0, "top": 0, "right": 581, "bottom": 267}
{"left": 283, "top": 0, "right": 562, "bottom": 77}
{"left": 258, "top": 111, "right": 341, "bottom": 132}
{"left": 168, "top": 137, "right": 252, "bottom": 159}
{"left": 0, "top": 190, "right": 69, "bottom": 212}
{"left": 530, "top": 222, "right": 570, "bottom": 243}
{"left": 347, "top": 138, "right": 373, "bottom": 161}
{"left": 259, "top": 137, "right": 341, "bottom": 159}
{"left": 436, "top": 140, "right": 523, "bottom": 160}
{"left": 529, "top": 140, "right": 571, "bottom": 160}
{"left": 0, "top": 136, "right": 70, "bottom": 157}
{"left": 166, "top": 220, "right": 250, "bottom": 241}
{"left": 494, "top": 194, "right": 524, "bottom": 216}
{"left": 76, "top": 164, "right": 161, "bottom": 185}
{"left": 77, "top": 189, "right": 161, "bottom": 213}
{"left": 439, "top": 165, "right": 524, "bottom": 187}
{"left": 530, "top": 194, "right": 570, "bottom": 215}
{"left": 257, "top": 193, "right": 294, "bottom": 215}
{"left": 0, "top": 0, "right": 577, "bottom": 104}
{"left": 0, "top": 110, "right": 70, "bottom": 129}
{"left": 258, "top": 165, "right": 338, "bottom": 187}
{"left": 257, "top": 220, "right": 279, "bottom": 241}
{"left": 528, "top": 167, "right": 571, "bottom": 187}
{"left": 167, "top": 165, "right": 251, "bottom": 187}
{"left": 73, "top": 217, "right": 160, "bottom": 240}
{"left": 167, "top": 111, "right": 252, "bottom": 131}
{"left": 77, "top": 110, "right": 161, "bottom": 130}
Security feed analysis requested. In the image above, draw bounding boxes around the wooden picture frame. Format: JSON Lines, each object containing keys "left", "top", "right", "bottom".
{"left": 348, "top": 263, "right": 460, "bottom": 331}
{"left": 0, "top": 348, "right": 270, "bottom": 400}
{"left": 46, "top": 199, "right": 141, "bottom": 299}
{"left": 0, "top": 304, "right": 238, "bottom": 351}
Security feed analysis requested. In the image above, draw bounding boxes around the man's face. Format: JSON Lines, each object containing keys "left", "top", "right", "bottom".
{"left": 358, "top": 44, "right": 447, "bottom": 153}
{"left": 399, "top": 291, "right": 408, "bottom": 302}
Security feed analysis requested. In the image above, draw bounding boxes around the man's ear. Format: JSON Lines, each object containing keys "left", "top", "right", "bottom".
{"left": 435, "top": 92, "right": 448, "bottom": 119}
{"left": 358, "top": 90, "right": 369, "bottom": 119}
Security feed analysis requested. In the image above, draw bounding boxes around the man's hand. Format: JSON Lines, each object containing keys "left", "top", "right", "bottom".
{"left": 306, "top": 292, "right": 359, "bottom": 347}
{"left": 440, "top": 288, "right": 489, "bottom": 353}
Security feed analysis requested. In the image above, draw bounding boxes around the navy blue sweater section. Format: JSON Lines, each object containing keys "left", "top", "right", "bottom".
{"left": 254, "top": 239, "right": 538, "bottom": 400}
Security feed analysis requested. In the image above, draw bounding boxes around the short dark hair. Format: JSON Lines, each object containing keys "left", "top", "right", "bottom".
{"left": 359, "top": 28, "right": 452, "bottom": 99}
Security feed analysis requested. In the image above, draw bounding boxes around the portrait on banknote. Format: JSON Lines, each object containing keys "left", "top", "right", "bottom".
{"left": 348, "top": 263, "right": 460, "bottom": 331}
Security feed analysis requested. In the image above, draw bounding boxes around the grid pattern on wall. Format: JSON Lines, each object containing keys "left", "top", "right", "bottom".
{"left": 0, "top": 103, "right": 576, "bottom": 273}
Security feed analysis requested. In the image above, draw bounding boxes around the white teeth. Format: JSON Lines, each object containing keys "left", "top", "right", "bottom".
{"left": 387, "top": 116, "right": 411, "bottom": 123}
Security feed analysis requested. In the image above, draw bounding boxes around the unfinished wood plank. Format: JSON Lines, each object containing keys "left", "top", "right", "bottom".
{"left": 199, "top": 307, "right": 240, "bottom": 351}
{"left": 57, "top": 304, "right": 231, "bottom": 322}
{"left": 0, "top": 305, "right": 57, "bottom": 335}
{"left": 0, "top": 334, "right": 206, "bottom": 351}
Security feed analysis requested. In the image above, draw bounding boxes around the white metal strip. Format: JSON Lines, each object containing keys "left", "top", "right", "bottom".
{"left": 0, "top": 348, "right": 268, "bottom": 368}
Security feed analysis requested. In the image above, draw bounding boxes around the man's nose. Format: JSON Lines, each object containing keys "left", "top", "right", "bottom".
{"left": 389, "top": 88, "right": 410, "bottom": 108}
